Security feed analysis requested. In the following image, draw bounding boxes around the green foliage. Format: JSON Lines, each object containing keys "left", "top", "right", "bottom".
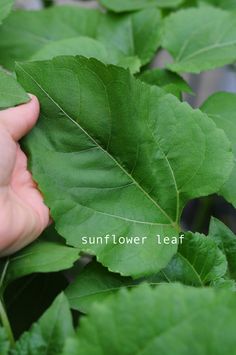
{"left": 16, "top": 57, "right": 233, "bottom": 278}
{"left": 138, "top": 68, "right": 192, "bottom": 98}
{"left": 63, "top": 284, "right": 236, "bottom": 355}
{"left": 0, "top": 70, "right": 29, "bottom": 109}
{"left": 0, "top": 6, "right": 161, "bottom": 71}
{"left": 1, "top": 1, "right": 236, "bottom": 353}
{"left": 11, "top": 293, "right": 74, "bottom": 355}
{"left": 100, "top": 0, "right": 184, "bottom": 12}
{"left": 162, "top": 7, "right": 236, "bottom": 73}
{"left": 0, "top": 0, "right": 14, "bottom": 24}
{"left": 201, "top": 92, "right": 236, "bottom": 207}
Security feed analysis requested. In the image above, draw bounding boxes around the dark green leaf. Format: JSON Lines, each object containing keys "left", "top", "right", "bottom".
{"left": 63, "top": 283, "right": 236, "bottom": 355}
{"left": 16, "top": 57, "right": 233, "bottom": 278}
{"left": 0, "top": 226, "right": 79, "bottom": 289}
{"left": 11, "top": 293, "right": 74, "bottom": 355}
{"left": 159, "top": 232, "right": 227, "bottom": 286}
{"left": 139, "top": 68, "right": 192, "bottom": 98}
{"left": 200, "top": 0, "right": 236, "bottom": 10}
{"left": 0, "top": 327, "right": 10, "bottom": 355}
{"left": 209, "top": 217, "right": 236, "bottom": 281}
{"left": 99, "top": 0, "right": 184, "bottom": 12}
{"left": 65, "top": 261, "right": 137, "bottom": 313}
{"left": 0, "top": 6, "right": 161, "bottom": 70}
{"left": 201, "top": 92, "right": 236, "bottom": 207}
{"left": 0, "top": 69, "right": 29, "bottom": 109}
{"left": 162, "top": 7, "right": 236, "bottom": 73}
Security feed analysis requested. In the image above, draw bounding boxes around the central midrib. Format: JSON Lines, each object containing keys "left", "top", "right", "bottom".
{"left": 17, "top": 63, "right": 178, "bottom": 229}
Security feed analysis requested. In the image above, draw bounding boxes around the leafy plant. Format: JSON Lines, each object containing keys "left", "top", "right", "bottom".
{"left": 1, "top": 0, "right": 236, "bottom": 353}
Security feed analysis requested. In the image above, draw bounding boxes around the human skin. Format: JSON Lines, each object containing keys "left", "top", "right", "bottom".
{"left": 0, "top": 95, "right": 50, "bottom": 256}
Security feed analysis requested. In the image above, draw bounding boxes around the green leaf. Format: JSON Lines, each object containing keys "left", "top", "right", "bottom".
{"left": 162, "top": 7, "right": 236, "bottom": 73}
{"left": 158, "top": 232, "right": 227, "bottom": 286}
{"left": 0, "top": 226, "right": 79, "bottom": 289}
{"left": 65, "top": 261, "right": 137, "bottom": 313}
{"left": 16, "top": 57, "right": 233, "bottom": 278}
{"left": 99, "top": 0, "right": 184, "bottom": 12}
{"left": 0, "top": 6, "right": 161, "bottom": 70}
{"left": 31, "top": 36, "right": 141, "bottom": 74}
{"left": 0, "top": 0, "right": 14, "bottom": 24}
{"left": 209, "top": 217, "right": 236, "bottom": 281}
{"left": 201, "top": 92, "right": 236, "bottom": 207}
{"left": 200, "top": 0, "right": 236, "bottom": 10}
{"left": 0, "top": 327, "right": 10, "bottom": 355}
{"left": 63, "top": 283, "right": 236, "bottom": 355}
{"left": 11, "top": 293, "right": 74, "bottom": 355}
{"left": 0, "top": 69, "right": 29, "bottom": 109}
{"left": 138, "top": 68, "right": 192, "bottom": 99}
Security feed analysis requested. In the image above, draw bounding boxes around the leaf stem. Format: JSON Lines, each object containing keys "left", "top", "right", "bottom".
{"left": 0, "top": 298, "right": 15, "bottom": 347}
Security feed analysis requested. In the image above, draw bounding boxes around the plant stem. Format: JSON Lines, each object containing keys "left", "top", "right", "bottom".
{"left": 0, "top": 298, "right": 15, "bottom": 347}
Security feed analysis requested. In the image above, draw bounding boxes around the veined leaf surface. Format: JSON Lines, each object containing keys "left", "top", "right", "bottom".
{"left": 16, "top": 57, "right": 233, "bottom": 278}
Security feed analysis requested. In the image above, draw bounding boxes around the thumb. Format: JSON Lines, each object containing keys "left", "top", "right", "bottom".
{"left": 0, "top": 94, "right": 40, "bottom": 141}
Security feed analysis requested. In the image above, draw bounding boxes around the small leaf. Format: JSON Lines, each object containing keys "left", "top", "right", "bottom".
{"left": 209, "top": 217, "right": 236, "bottom": 281}
{"left": 162, "top": 7, "right": 236, "bottom": 73}
{"left": 0, "top": 0, "right": 14, "bottom": 24}
{"left": 0, "top": 226, "right": 79, "bottom": 289}
{"left": 63, "top": 284, "right": 236, "bottom": 355}
{"left": 0, "top": 327, "right": 10, "bottom": 355}
{"left": 0, "top": 6, "right": 161, "bottom": 70}
{"left": 65, "top": 261, "right": 137, "bottom": 313}
{"left": 0, "top": 69, "right": 29, "bottom": 109}
{"left": 16, "top": 57, "right": 233, "bottom": 278}
{"left": 158, "top": 232, "right": 227, "bottom": 286}
{"left": 11, "top": 293, "right": 74, "bottom": 355}
{"left": 139, "top": 68, "right": 192, "bottom": 98}
{"left": 201, "top": 92, "right": 236, "bottom": 207}
{"left": 99, "top": 0, "right": 184, "bottom": 12}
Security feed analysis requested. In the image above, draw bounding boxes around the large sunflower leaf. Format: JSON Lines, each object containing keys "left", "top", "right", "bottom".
{"left": 99, "top": 0, "right": 184, "bottom": 12}
{"left": 16, "top": 56, "right": 232, "bottom": 278}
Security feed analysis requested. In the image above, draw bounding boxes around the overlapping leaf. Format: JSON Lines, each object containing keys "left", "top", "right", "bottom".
{"left": 209, "top": 217, "right": 236, "bottom": 281}
{"left": 11, "top": 293, "right": 74, "bottom": 355}
{"left": 63, "top": 284, "right": 236, "bottom": 355}
{"left": 139, "top": 68, "right": 192, "bottom": 98}
{"left": 16, "top": 57, "right": 233, "bottom": 278}
{"left": 162, "top": 7, "right": 236, "bottom": 73}
{"left": 0, "top": 5, "right": 161, "bottom": 70}
{"left": 201, "top": 92, "right": 236, "bottom": 207}
{"left": 0, "top": 69, "right": 29, "bottom": 109}
{"left": 99, "top": 0, "right": 183, "bottom": 12}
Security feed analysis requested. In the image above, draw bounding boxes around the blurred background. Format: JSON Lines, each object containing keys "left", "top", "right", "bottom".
{"left": 13, "top": 0, "right": 236, "bottom": 233}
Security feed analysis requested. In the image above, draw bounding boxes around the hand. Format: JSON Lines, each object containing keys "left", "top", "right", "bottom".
{"left": 0, "top": 95, "right": 50, "bottom": 256}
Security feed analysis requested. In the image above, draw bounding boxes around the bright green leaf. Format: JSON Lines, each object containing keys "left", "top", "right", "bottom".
{"left": 65, "top": 261, "right": 137, "bottom": 313}
{"left": 162, "top": 7, "right": 236, "bottom": 73}
{"left": 63, "top": 283, "right": 236, "bottom": 355}
{"left": 31, "top": 36, "right": 141, "bottom": 74}
{"left": 0, "top": 0, "right": 14, "bottom": 24}
{"left": 99, "top": 0, "right": 184, "bottom": 12}
{"left": 139, "top": 68, "right": 192, "bottom": 99}
{"left": 0, "top": 6, "right": 161, "bottom": 70}
{"left": 201, "top": 92, "right": 236, "bottom": 207}
{"left": 16, "top": 57, "right": 233, "bottom": 278}
{"left": 11, "top": 293, "right": 74, "bottom": 355}
{"left": 209, "top": 217, "right": 236, "bottom": 281}
{"left": 200, "top": 0, "right": 236, "bottom": 10}
{"left": 0, "top": 69, "right": 29, "bottom": 109}
{"left": 158, "top": 232, "right": 227, "bottom": 286}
